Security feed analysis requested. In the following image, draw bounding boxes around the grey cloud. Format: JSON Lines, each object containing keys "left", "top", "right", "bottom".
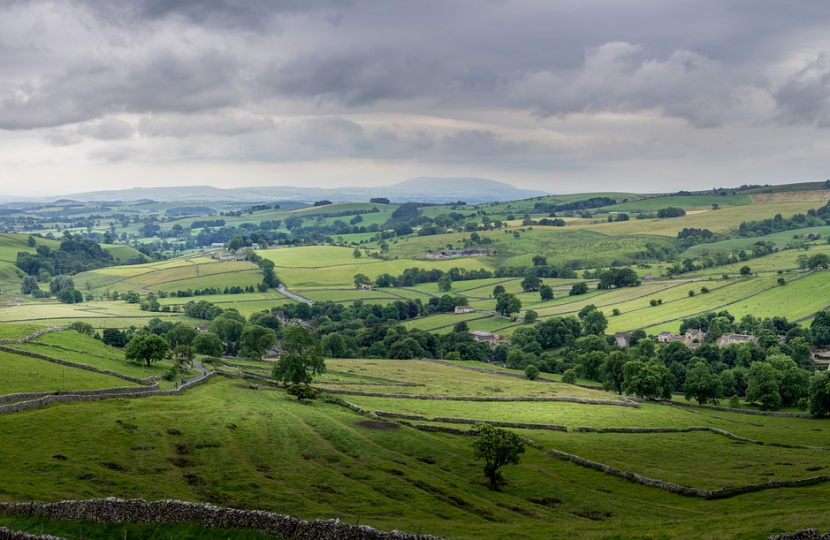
{"left": 774, "top": 53, "right": 830, "bottom": 127}
{"left": 77, "top": 118, "right": 134, "bottom": 140}
{"left": 137, "top": 113, "right": 273, "bottom": 138}
{"left": 259, "top": 48, "right": 457, "bottom": 107}
{"left": 0, "top": 51, "right": 243, "bottom": 130}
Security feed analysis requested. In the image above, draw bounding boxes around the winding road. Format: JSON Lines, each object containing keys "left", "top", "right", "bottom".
{"left": 278, "top": 284, "right": 314, "bottom": 305}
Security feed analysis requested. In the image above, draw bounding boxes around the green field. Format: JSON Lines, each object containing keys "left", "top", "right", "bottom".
{"left": 5, "top": 185, "right": 830, "bottom": 539}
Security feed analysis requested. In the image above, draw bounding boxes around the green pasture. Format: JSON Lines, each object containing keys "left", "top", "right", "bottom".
{"left": 605, "top": 274, "right": 782, "bottom": 333}
{"left": 603, "top": 194, "right": 752, "bottom": 212}
{"left": 277, "top": 257, "right": 496, "bottom": 289}
{"left": 321, "top": 359, "right": 619, "bottom": 400}
{"left": 402, "top": 312, "right": 489, "bottom": 332}
{"left": 686, "top": 226, "right": 830, "bottom": 256}
{"left": 0, "top": 347, "right": 829, "bottom": 537}
{"left": 259, "top": 246, "right": 383, "bottom": 268}
{"left": 0, "top": 322, "right": 46, "bottom": 340}
{"left": 23, "top": 330, "right": 176, "bottom": 379}
{"left": 577, "top": 201, "right": 824, "bottom": 237}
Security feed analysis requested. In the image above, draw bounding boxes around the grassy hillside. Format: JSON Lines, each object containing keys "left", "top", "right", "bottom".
{"left": 1, "top": 361, "right": 828, "bottom": 538}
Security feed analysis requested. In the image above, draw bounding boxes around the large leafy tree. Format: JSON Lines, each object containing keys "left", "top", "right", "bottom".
{"left": 495, "top": 293, "right": 522, "bottom": 318}
{"left": 192, "top": 332, "right": 223, "bottom": 357}
{"left": 745, "top": 362, "right": 782, "bottom": 411}
{"left": 125, "top": 333, "right": 169, "bottom": 367}
{"left": 683, "top": 361, "right": 724, "bottom": 405}
{"left": 808, "top": 371, "right": 830, "bottom": 416}
{"left": 272, "top": 326, "right": 326, "bottom": 393}
{"left": 238, "top": 325, "right": 277, "bottom": 360}
{"left": 471, "top": 423, "right": 525, "bottom": 491}
{"left": 622, "top": 360, "right": 675, "bottom": 400}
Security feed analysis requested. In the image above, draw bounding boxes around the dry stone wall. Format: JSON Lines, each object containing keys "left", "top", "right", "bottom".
{"left": 0, "top": 346, "right": 156, "bottom": 386}
{"left": 0, "top": 498, "right": 444, "bottom": 540}
{"left": 0, "top": 327, "right": 65, "bottom": 345}
{"left": 769, "top": 530, "right": 830, "bottom": 539}
{"left": 431, "top": 416, "right": 568, "bottom": 431}
{"left": 0, "top": 373, "right": 215, "bottom": 416}
{"left": 0, "top": 384, "right": 160, "bottom": 406}
{"left": 0, "top": 527, "right": 65, "bottom": 540}
{"left": 320, "top": 389, "right": 638, "bottom": 407}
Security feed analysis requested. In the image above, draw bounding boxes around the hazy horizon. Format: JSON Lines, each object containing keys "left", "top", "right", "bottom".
{"left": 3, "top": 1, "right": 830, "bottom": 196}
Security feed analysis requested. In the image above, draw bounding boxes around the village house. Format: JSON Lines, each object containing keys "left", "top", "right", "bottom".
{"left": 716, "top": 334, "right": 759, "bottom": 348}
{"left": 196, "top": 326, "right": 209, "bottom": 333}
{"left": 424, "top": 248, "right": 498, "bottom": 259}
{"left": 454, "top": 306, "right": 475, "bottom": 314}
{"left": 471, "top": 330, "right": 502, "bottom": 346}
{"left": 270, "top": 310, "right": 287, "bottom": 322}
{"left": 642, "top": 273, "right": 654, "bottom": 281}
{"left": 615, "top": 331, "right": 630, "bottom": 348}
{"left": 658, "top": 332, "right": 681, "bottom": 343}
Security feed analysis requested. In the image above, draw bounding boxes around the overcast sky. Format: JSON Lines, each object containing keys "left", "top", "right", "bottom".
{"left": 3, "top": 1, "right": 830, "bottom": 197}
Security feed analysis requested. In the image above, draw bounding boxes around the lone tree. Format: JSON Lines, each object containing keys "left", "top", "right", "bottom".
{"left": 495, "top": 293, "right": 522, "bottom": 318}
{"left": 125, "top": 333, "right": 169, "bottom": 367}
{"left": 272, "top": 326, "right": 326, "bottom": 399}
{"left": 472, "top": 423, "right": 525, "bottom": 491}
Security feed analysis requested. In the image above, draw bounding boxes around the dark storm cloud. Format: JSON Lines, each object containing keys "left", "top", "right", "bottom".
{"left": 774, "top": 53, "right": 830, "bottom": 127}
{"left": 0, "top": 51, "right": 243, "bottom": 130}
{"left": 74, "top": 0, "right": 364, "bottom": 31}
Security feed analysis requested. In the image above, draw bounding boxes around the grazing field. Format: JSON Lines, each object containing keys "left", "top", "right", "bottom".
{"left": 2, "top": 361, "right": 830, "bottom": 539}
{"left": 602, "top": 194, "right": 752, "bottom": 212}
{"left": 6, "top": 185, "right": 830, "bottom": 539}
{"left": 22, "top": 330, "right": 177, "bottom": 379}
{"left": 577, "top": 201, "right": 825, "bottom": 237}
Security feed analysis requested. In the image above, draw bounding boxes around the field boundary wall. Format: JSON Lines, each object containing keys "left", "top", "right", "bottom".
{"left": 0, "top": 498, "right": 444, "bottom": 540}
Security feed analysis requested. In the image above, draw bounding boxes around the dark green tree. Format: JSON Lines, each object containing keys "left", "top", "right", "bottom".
{"left": 272, "top": 326, "right": 326, "bottom": 390}
{"left": 539, "top": 284, "right": 553, "bottom": 301}
{"left": 808, "top": 371, "right": 830, "bottom": 416}
{"left": 125, "top": 333, "right": 169, "bottom": 367}
{"left": 495, "top": 293, "right": 522, "bottom": 318}
{"left": 683, "top": 361, "right": 723, "bottom": 405}
{"left": 192, "top": 332, "right": 223, "bottom": 357}
{"left": 471, "top": 423, "right": 525, "bottom": 491}
{"left": 238, "top": 325, "right": 277, "bottom": 360}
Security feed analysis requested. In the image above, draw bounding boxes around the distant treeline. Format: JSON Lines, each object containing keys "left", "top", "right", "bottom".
{"left": 533, "top": 197, "right": 616, "bottom": 214}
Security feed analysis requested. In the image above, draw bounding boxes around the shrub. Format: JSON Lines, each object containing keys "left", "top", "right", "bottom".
{"left": 525, "top": 365, "right": 540, "bottom": 380}
{"left": 562, "top": 369, "right": 577, "bottom": 384}
{"left": 729, "top": 395, "right": 741, "bottom": 409}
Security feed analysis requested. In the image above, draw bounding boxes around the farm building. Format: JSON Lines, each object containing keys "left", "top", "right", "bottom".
{"left": 471, "top": 330, "right": 503, "bottom": 345}
{"left": 658, "top": 332, "right": 681, "bottom": 343}
{"left": 358, "top": 284, "right": 373, "bottom": 291}
{"left": 425, "top": 248, "right": 498, "bottom": 259}
{"left": 454, "top": 306, "right": 475, "bottom": 314}
{"left": 615, "top": 331, "right": 630, "bottom": 348}
{"left": 716, "top": 334, "right": 759, "bottom": 347}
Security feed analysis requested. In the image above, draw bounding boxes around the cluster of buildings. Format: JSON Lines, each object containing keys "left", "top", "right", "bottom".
{"left": 424, "top": 248, "right": 498, "bottom": 259}
{"left": 615, "top": 329, "right": 759, "bottom": 350}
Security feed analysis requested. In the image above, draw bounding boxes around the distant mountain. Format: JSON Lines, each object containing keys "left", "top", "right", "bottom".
{"left": 47, "top": 177, "right": 548, "bottom": 204}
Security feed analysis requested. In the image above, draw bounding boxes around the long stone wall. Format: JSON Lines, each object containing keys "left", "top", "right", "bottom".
{"left": 430, "top": 416, "right": 568, "bottom": 432}
{"left": 0, "top": 327, "right": 65, "bottom": 345}
{"left": 769, "top": 529, "right": 830, "bottom": 539}
{"left": 319, "top": 389, "right": 638, "bottom": 407}
{"left": 0, "top": 384, "right": 160, "bottom": 406}
{"left": 0, "top": 527, "right": 64, "bottom": 540}
{"left": 0, "top": 345, "right": 156, "bottom": 386}
{"left": 0, "top": 498, "right": 444, "bottom": 540}
{"left": 0, "top": 373, "right": 215, "bottom": 416}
